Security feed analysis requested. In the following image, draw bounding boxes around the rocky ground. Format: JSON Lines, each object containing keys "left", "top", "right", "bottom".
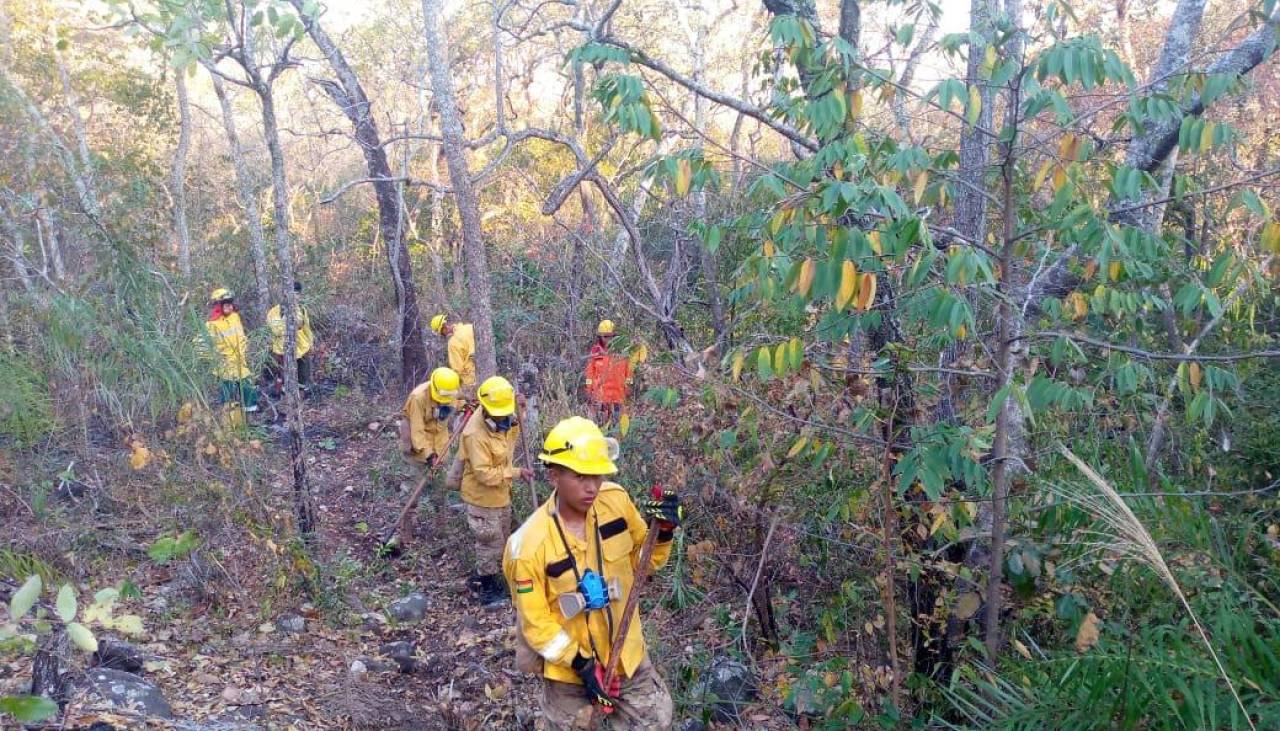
{"left": 2, "top": 381, "right": 774, "bottom": 730}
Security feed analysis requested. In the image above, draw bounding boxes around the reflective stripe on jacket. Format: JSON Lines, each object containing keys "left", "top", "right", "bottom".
{"left": 503, "top": 484, "right": 673, "bottom": 684}
{"left": 266, "top": 304, "right": 314, "bottom": 358}
{"left": 459, "top": 408, "right": 520, "bottom": 508}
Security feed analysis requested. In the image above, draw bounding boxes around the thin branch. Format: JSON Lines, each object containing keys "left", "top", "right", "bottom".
{"left": 1031, "top": 331, "right": 1280, "bottom": 362}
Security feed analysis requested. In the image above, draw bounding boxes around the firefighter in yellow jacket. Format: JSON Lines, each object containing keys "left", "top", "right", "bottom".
{"left": 400, "top": 367, "right": 461, "bottom": 485}
{"left": 460, "top": 375, "right": 531, "bottom": 605}
{"left": 265, "top": 281, "right": 315, "bottom": 398}
{"left": 503, "top": 416, "right": 682, "bottom": 729}
{"left": 197, "top": 288, "right": 259, "bottom": 412}
{"left": 430, "top": 314, "right": 476, "bottom": 391}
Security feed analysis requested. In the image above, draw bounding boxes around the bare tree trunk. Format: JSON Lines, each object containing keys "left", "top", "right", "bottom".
{"left": 53, "top": 25, "right": 100, "bottom": 219}
{"left": 422, "top": 0, "right": 499, "bottom": 380}
{"left": 894, "top": 8, "right": 939, "bottom": 141}
{"left": 984, "top": 0, "right": 1026, "bottom": 661}
{"left": 208, "top": 69, "right": 271, "bottom": 321}
{"left": 838, "top": 0, "right": 859, "bottom": 47}
{"left": 292, "top": 1, "right": 431, "bottom": 386}
{"left": 33, "top": 198, "right": 66, "bottom": 281}
{"left": 172, "top": 72, "right": 193, "bottom": 278}
{"left": 0, "top": 202, "right": 36, "bottom": 295}
{"left": 257, "top": 83, "right": 316, "bottom": 537}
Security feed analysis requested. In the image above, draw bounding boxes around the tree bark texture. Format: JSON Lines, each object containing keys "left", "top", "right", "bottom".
{"left": 293, "top": 1, "right": 431, "bottom": 386}
{"left": 422, "top": 0, "right": 499, "bottom": 381}
{"left": 171, "top": 71, "right": 193, "bottom": 278}
{"left": 208, "top": 69, "right": 272, "bottom": 322}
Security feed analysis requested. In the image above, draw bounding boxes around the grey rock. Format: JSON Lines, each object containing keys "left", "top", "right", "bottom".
{"left": 386, "top": 592, "right": 429, "bottom": 622}
{"left": 381, "top": 640, "right": 415, "bottom": 658}
{"left": 690, "top": 656, "right": 757, "bottom": 723}
{"left": 780, "top": 672, "right": 825, "bottom": 719}
{"left": 677, "top": 720, "right": 706, "bottom": 731}
{"left": 92, "top": 638, "right": 145, "bottom": 674}
{"left": 85, "top": 667, "right": 174, "bottom": 719}
{"left": 357, "top": 656, "right": 399, "bottom": 673}
{"left": 275, "top": 614, "right": 306, "bottom": 634}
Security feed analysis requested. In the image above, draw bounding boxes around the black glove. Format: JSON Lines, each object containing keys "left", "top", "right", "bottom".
{"left": 642, "top": 490, "right": 683, "bottom": 530}
{"left": 571, "top": 653, "right": 616, "bottom": 710}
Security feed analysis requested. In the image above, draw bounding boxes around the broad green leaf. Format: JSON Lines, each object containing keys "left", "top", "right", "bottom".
{"left": 9, "top": 576, "right": 41, "bottom": 621}
{"left": 111, "top": 615, "right": 144, "bottom": 636}
{"left": 55, "top": 585, "right": 76, "bottom": 624}
{"left": 756, "top": 347, "right": 772, "bottom": 381}
{"left": 66, "top": 622, "right": 98, "bottom": 653}
{"left": 0, "top": 695, "right": 58, "bottom": 722}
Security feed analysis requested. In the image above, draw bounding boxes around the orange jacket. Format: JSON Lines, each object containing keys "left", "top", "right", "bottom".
{"left": 585, "top": 353, "right": 631, "bottom": 405}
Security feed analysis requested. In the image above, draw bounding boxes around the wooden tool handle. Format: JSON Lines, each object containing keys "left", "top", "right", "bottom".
{"left": 600, "top": 485, "right": 665, "bottom": 689}
{"left": 393, "top": 417, "right": 465, "bottom": 540}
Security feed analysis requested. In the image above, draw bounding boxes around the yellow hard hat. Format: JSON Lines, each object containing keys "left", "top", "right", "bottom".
{"left": 428, "top": 367, "right": 461, "bottom": 404}
{"left": 597, "top": 319, "right": 616, "bottom": 336}
{"left": 430, "top": 314, "right": 448, "bottom": 334}
{"left": 477, "top": 375, "right": 516, "bottom": 417}
{"left": 539, "top": 416, "right": 618, "bottom": 475}
{"left": 210, "top": 288, "right": 233, "bottom": 302}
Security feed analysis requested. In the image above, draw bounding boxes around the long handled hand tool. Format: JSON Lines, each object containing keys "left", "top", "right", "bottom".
{"left": 379, "top": 416, "right": 465, "bottom": 555}
{"left": 516, "top": 399, "right": 540, "bottom": 514}
{"left": 596, "top": 485, "right": 666, "bottom": 714}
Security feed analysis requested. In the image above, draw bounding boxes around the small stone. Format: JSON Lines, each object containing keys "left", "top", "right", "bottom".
{"left": 276, "top": 614, "right": 306, "bottom": 634}
{"left": 386, "top": 593, "right": 430, "bottom": 623}
{"left": 194, "top": 672, "right": 220, "bottom": 685}
{"left": 368, "top": 421, "right": 381, "bottom": 432}
{"left": 349, "top": 659, "right": 368, "bottom": 678}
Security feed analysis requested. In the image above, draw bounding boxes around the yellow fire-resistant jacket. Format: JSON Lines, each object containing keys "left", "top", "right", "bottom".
{"left": 401, "top": 382, "right": 451, "bottom": 464}
{"left": 459, "top": 409, "right": 521, "bottom": 508}
{"left": 447, "top": 323, "right": 476, "bottom": 387}
{"left": 503, "top": 484, "right": 673, "bottom": 684}
{"left": 198, "top": 312, "right": 251, "bottom": 380}
{"left": 266, "top": 304, "right": 314, "bottom": 358}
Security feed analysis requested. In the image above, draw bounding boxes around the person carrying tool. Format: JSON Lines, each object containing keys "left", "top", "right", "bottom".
{"left": 196, "top": 288, "right": 259, "bottom": 412}
{"left": 400, "top": 366, "right": 461, "bottom": 487}
{"left": 502, "top": 416, "right": 683, "bottom": 729}
{"left": 265, "top": 281, "right": 315, "bottom": 399}
{"left": 584, "top": 319, "right": 631, "bottom": 427}
{"left": 460, "top": 375, "right": 531, "bottom": 606}
{"left": 430, "top": 314, "right": 476, "bottom": 392}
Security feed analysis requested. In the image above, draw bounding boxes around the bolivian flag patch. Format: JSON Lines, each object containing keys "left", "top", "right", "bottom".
{"left": 515, "top": 578, "right": 534, "bottom": 594}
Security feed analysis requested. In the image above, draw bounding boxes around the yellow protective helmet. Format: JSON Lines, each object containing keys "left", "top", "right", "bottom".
{"left": 597, "top": 319, "right": 616, "bottom": 336}
{"left": 477, "top": 375, "right": 516, "bottom": 417}
{"left": 539, "top": 416, "right": 618, "bottom": 475}
{"left": 430, "top": 314, "right": 448, "bottom": 334}
{"left": 210, "top": 287, "right": 233, "bottom": 302}
{"left": 428, "top": 367, "right": 461, "bottom": 404}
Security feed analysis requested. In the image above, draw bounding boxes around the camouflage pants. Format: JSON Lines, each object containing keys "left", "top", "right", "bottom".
{"left": 540, "top": 656, "right": 672, "bottom": 731}
{"left": 466, "top": 504, "right": 511, "bottom": 574}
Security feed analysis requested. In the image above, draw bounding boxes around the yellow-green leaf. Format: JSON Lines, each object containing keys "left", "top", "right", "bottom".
{"left": 966, "top": 85, "right": 981, "bottom": 126}
{"left": 786, "top": 436, "right": 809, "bottom": 458}
{"left": 111, "top": 614, "right": 144, "bottom": 636}
{"left": 836, "top": 260, "right": 858, "bottom": 309}
{"left": 912, "top": 171, "right": 928, "bottom": 204}
{"left": 618, "top": 413, "right": 631, "bottom": 438}
{"left": 773, "top": 342, "right": 787, "bottom": 375}
{"left": 868, "top": 230, "right": 882, "bottom": 255}
{"left": 731, "top": 350, "right": 745, "bottom": 382}
{"left": 1199, "top": 122, "right": 1215, "bottom": 153}
{"left": 1188, "top": 362, "right": 1202, "bottom": 391}
{"left": 763, "top": 239, "right": 776, "bottom": 257}
{"left": 789, "top": 337, "right": 803, "bottom": 369}
{"left": 794, "top": 258, "right": 816, "bottom": 297}
{"left": 954, "top": 592, "right": 981, "bottom": 620}
{"left": 849, "top": 88, "right": 863, "bottom": 120}
{"left": 1108, "top": 261, "right": 1122, "bottom": 281}
{"left": 10, "top": 575, "right": 41, "bottom": 621}
{"left": 67, "top": 621, "right": 98, "bottom": 653}
{"left": 1033, "top": 160, "right": 1053, "bottom": 190}
{"left": 1262, "top": 221, "right": 1280, "bottom": 253}
{"left": 55, "top": 584, "right": 76, "bottom": 624}
{"left": 675, "top": 158, "right": 692, "bottom": 196}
